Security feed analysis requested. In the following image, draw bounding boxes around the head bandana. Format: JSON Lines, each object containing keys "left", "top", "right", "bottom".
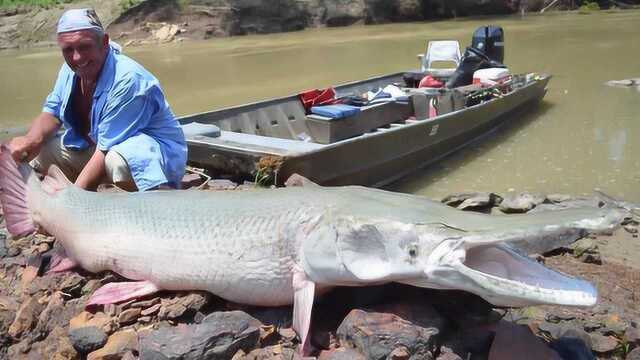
{"left": 57, "top": 8, "right": 104, "bottom": 35}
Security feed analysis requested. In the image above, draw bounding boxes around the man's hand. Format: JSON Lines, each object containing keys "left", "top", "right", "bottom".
{"left": 9, "top": 135, "right": 43, "bottom": 163}
{"left": 75, "top": 149, "right": 107, "bottom": 191}
{"left": 8, "top": 112, "right": 60, "bottom": 163}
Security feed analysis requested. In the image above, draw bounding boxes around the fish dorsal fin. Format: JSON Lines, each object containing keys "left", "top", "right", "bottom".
{"left": 285, "top": 174, "right": 319, "bottom": 188}
{"left": 41, "top": 165, "right": 72, "bottom": 195}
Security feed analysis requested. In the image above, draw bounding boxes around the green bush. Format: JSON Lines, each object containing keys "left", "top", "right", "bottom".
{"left": 118, "top": 0, "right": 143, "bottom": 11}
{"left": 578, "top": 1, "right": 601, "bottom": 12}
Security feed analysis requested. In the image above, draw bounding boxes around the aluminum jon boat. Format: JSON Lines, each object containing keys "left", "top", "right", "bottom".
{"left": 178, "top": 37, "right": 550, "bottom": 187}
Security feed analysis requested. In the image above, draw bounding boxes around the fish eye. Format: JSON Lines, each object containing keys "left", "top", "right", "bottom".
{"left": 408, "top": 245, "right": 419, "bottom": 257}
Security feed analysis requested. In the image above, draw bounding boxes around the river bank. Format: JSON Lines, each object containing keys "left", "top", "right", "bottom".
{"left": 1, "top": 0, "right": 640, "bottom": 50}
{"left": 0, "top": 181, "right": 638, "bottom": 359}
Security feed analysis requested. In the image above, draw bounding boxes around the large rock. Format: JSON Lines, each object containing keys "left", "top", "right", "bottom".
{"left": 337, "top": 307, "right": 441, "bottom": 359}
{"left": 139, "top": 311, "right": 262, "bottom": 359}
{"left": 8, "top": 296, "right": 43, "bottom": 339}
{"left": 29, "top": 326, "right": 79, "bottom": 360}
{"left": 365, "top": 0, "right": 423, "bottom": 23}
{"left": 441, "top": 192, "right": 502, "bottom": 211}
{"left": 499, "top": 192, "right": 546, "bottom": 213}
{"left": 319, "top": 347, "right": 366, "bottom": 359}
{"left": 627, "top": 347, "right": 640, "bottom": 360}
{"left": 324, "top": 0, "right": 366, "bottom": 26}
{"left": 87, "top": 329, "right": 139, "bottom": 360}
{"left": 229, "top": 0, "right": 309, "bottom": 34}
{"left": 69, "top": 326, "right": 108, "bottom": 354}
{"left": 488, "top": 321, "right": 561, "bottom": 360}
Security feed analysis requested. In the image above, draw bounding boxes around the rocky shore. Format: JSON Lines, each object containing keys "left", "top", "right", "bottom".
{"left": 1, "top": 178, "right": 638, "bottom": 360}
{"left": 2, "top": 0, "right": 640, "bottom": 49}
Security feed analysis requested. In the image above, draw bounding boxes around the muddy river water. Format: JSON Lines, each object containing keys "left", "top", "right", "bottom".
{"left": 0, "top": 10, "right": 639, "bottom": 201}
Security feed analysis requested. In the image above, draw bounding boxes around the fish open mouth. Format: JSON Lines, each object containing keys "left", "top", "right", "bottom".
{"left": 459, "top": 244, "right": 597, "bottom": 307}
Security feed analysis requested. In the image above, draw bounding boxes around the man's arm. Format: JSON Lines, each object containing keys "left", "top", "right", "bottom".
{"left": 74, "top": 149, "right": 106, "bottom": 191}
{"left": 9, "top": 112, "right": 61, "bottom": 163}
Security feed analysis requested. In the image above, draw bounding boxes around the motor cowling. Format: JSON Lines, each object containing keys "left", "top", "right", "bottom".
{"left": 471, "top": 25, "right": 504, "bottom": 64}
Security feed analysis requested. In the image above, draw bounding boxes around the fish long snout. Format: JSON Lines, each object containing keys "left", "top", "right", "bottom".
{"left": 413, "top": 239, "right": 597, "bottom": 307}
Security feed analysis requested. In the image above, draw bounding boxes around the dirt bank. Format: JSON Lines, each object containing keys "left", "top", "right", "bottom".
{"left": 2, "top": 0, "right": 639, "bottom": 50}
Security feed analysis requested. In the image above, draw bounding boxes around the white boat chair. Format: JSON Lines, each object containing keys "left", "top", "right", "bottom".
{"left": 418, "top": 40, "right": 462, "bottom": 77}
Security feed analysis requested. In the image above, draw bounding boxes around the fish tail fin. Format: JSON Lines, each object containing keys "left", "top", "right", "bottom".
{"left": 0, "top": 144, "right": 37, "bottom": 237}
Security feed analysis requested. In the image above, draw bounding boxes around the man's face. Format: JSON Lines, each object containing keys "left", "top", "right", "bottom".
{"left": 58, "top": 30, "right": 108, "bottom": 80}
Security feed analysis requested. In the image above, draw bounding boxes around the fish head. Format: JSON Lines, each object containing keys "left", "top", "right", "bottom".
{"left": 403, "top": 231, "right": 598, "bottom": 307}
{"left": 302, "top": 213, "right": 598, "bottom": 308}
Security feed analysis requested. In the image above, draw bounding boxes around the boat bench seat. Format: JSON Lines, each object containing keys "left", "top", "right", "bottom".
{"left": 186, "top": 130, "right": 325, "bottom": 157}
{"left": 305, "top": 101, "right": 413, "bottom": 144}
{"left": 181, "top": 122, "right": 221, "bottom": 138}
{"left": 213, "top": 100, "right": 312, "bottom": 141}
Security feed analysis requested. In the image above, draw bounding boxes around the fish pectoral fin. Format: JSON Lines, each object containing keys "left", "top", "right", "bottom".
{"left": 292, "top": 265, "right": 315, "bottom": 356}
{"left": 86, "top": 280, "right": 160, "bottom": 307}
{"left": 45, "top": 248, "right": 79, "bottom": 274}
{"left": 41, "top": 165, "right": 73, "bottom": 194}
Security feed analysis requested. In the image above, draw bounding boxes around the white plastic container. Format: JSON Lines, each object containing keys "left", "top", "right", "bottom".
{"left": 473, "top": 68, "right": 511, "bottom": 86}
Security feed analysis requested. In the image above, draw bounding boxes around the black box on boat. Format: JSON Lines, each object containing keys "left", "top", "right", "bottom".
{"left": 471, "top": 25, "right": 504, "bottom": 64}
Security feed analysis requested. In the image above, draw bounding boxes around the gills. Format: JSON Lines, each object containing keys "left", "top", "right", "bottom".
{"left": 0, "top": 144, "right": 624, "bottom": 352}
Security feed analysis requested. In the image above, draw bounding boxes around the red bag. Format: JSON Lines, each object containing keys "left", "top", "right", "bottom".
{"left": 298, "top": 88, "right": 341, "bottom": 113}
{"left": 419, "top": 75, "right": 444, "bottom": 88}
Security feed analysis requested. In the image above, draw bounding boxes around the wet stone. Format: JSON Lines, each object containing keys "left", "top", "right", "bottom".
{"left": 549, "top": 337, "right": 595, "bottom": 360}
{"left": 337, "top": 309, "right": 439, "bottom": 360}
{"left": 0, "top": 232, "right": 7, "bottom": 258}
{"left": 627, "top": 347, "right": 640, "bottom": 360}
{"left": 81, "top": 279, "right": 102, "bottom": 296}
{"left": 130, "top": 297, "right": 160, "bottom": 309}
{"left": 140, "top": 303, "right": 161, "bottom": 317}
{"left": 69, "top": 326, "right": 108, "bottom": 354}
{"left": 29, "top": 326, "right": 79, "bottom": 360}
{"left": 538, "top": 321, "right": 592, "bottom": 347}
{"left": 239, "top": 345, "right": 299, "bottom": 359}
{"left": 624, "top": 325, "right": 640, "bottom": 346}
{"left": 118, "top": 308, "right": 141, "bottom": 326}
{"left": 207, "top": 179, "right": 238, "bottom": 191}
{"left": 8, "top": 296, "right": 43, "bottom": 339}
{"left": 139, "top": 311, "right": 262, "bottom": 359}
{"left": 70, "top": 311, "right": 117, "bottom": 334}
{"left": 600, "top": 315, "right": 628, "bottom": 337}
{"left": 546, "top": 194, "right": 573, "bottom": 203}
{"left": 318, "top": 347, "right": 366, "bottom": 360}
{"left": 435, "top": 346, "right": 463, "bottom": 360}
{"left": 624, "top": 225, "right": 639, "bottom": 234}
{"left": 441, "top": 192, "right": 502, "bottom": 211}
{"left": 590, "top": 333, "right": 619, "bottom": 354}
{"left": 546, "top": 312, "right": 576, "bottom": 323}
{"left": 583, "top": 321, "right": 603, "bottom": 332}
{"left": 59, "top": 273, "right": 86, "bottom": 298}
{"left": 570, "top": 238, "right": 602, "bottom": 264}
{"left": 158, "top": 292, "right": 211, "bottom": 320}
{"left": 499, "top": 192, "right": 546, "bottom": 213}
{"left": 87, "top": 328, "right": 138, "bottom": 360}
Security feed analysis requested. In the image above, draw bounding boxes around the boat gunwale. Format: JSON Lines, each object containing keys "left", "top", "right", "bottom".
{"left": 183, "top": 73, "right": 551, "bottom": 159}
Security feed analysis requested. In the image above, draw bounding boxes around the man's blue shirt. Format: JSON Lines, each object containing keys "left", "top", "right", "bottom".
{"left": 42, "top": 45, "right": 187, "bottom": 191}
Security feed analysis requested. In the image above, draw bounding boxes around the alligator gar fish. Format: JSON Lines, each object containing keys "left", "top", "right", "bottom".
{"left": 0, "top": 144, "right": 623, "bottom": 351}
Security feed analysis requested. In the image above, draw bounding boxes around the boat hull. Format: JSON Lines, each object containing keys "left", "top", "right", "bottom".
{"left": 277, "top": 76, "right": 550, "bottom": 187}
{"left": 182, "top": 74, "right": 550, "bottom": 188}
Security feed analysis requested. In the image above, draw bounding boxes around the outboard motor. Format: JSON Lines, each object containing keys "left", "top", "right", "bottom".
{"left": 471, "top": 25, "right": 504, "bottom": 64}
{"left": 445, "top": 25, "right": 506, "bottom": 89}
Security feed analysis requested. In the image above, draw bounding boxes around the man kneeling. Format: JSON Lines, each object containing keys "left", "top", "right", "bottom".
{"left": 9, "top": 8, "right": 186, "bottom": 192}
